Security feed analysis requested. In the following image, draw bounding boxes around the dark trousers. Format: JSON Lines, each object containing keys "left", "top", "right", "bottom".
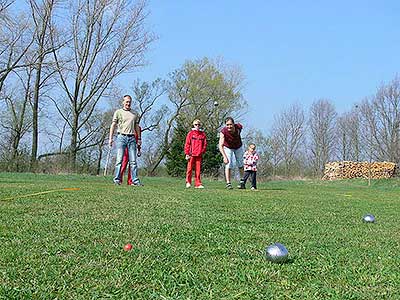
{"left": 243, "top": 170, "right": 257, "bottom": 188}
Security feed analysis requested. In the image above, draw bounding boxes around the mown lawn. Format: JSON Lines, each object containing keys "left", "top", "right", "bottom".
{"left": 0, "top": 173, "right": 399, "bottom": 299}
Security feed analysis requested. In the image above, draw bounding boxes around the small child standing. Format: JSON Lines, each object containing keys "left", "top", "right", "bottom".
{"left": 243, "top": 143, "right": 259, "bottom": 190}
{"left": 184, "top": 119, "right": 207, "bottom": 188}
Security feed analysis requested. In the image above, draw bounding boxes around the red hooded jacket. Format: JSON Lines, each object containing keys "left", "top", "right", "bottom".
{"left": 184, "top": 129, "right": 207, "bottom": 157}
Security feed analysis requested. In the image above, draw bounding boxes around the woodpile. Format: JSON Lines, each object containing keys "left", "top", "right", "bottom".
{"left": 322, "top": 161, "right": 397, "bottom": 180}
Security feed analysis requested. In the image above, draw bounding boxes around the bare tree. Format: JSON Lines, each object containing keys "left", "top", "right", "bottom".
{"left": 308, "top": 99, "right": 337, "bottom": 176}
{"left": 268, "top": 134, "right": 284, "bottom": 176}
{"left": 83, "top": 108, "right": 113, "bottom": 175}
{"left": 51, "top": 0, "right": 154, "bottom": 170}
{"left": 336, "top": 106, "right": 361, "bottom": 161}
{"left": 131, "top": 78, "right": 168, "bottom": 132}
{"left": 146, "top": 70, "right": 190, "bottom": 175}
{"left": 242, "top": 128, "right": 272, "bottom": 177}
{"left": 0, "top": 68, "right": 33, "bottom": 170}
{"left": 28, "top": 0, "right": 61, "bottom": 171}
{"left": 0, "top": 0, "right": 13, "bottom": 16}
{"left": 41, "top": 113, "right": 69, "bottom": 156}
{"left": 270, "top": 103, "right": 306, "bottom": 176}
{"left": 358, "top": 77, "right": 400, "bottom": 163}
{"left": 140, "top": 127, "right": 165, "bottom": 174}
{"left": 0, "top": 3, "right": 36, "bottom": 92}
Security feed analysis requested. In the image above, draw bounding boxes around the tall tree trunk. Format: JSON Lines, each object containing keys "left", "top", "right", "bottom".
{"left": 29, "top": 0, "right": 53, "bottom": 171}
{"left": 149, "top": 110, "right": 182, "bottom": 175}
{"left": 11, "top": 137, "right": 19, "bottom": 161}
{"left": 70, "top": 115, "right": 78, "bottom": 172}
{"left": 149, "top": 147, "right": 168, "bottom": 175}
{"left": 30, "top": 60, "right": 43, "bottom": 172}
{"left": 96, "top": 145, "right": 103, "bottom": 176}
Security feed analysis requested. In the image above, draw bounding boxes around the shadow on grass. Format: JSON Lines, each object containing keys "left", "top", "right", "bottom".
{"left": 235, "top": 188, "right": 287, "bottom": 191}
{"left": 266, "top": 257, "right": 295, "bottom": 264}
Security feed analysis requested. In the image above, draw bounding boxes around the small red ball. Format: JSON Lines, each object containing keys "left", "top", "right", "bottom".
{"left": 124, "top": 243, "right": 133, "bottom": 251}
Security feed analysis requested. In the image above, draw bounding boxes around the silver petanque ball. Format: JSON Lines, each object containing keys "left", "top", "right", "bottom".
{"left": 265, "top": 243, "right": 289, "bottom": 263}
{"left": 362, "top": 214, "right": 376, "bottom": 223}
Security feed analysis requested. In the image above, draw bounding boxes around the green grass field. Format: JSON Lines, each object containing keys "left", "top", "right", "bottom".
{"left": 1, "top": 173, "right": 400, "bottom": 299}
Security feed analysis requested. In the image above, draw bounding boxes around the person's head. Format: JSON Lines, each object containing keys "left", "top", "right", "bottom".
{"left": 122, "top": 95, "right": 132, "bottom": 110}
{"left": 225, "top": 117, "right": 235, "bottom": 132}
{"left": 193, "top": 119, "right": 201, "bottom": 129}
{"left": 248, "top": 143, "right": 256, "bottom": 153}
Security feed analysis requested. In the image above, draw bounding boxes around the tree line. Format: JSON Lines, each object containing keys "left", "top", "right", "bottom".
{"left": 242, "top": 76, "right": 400, "bottom": 178}
{"left": 1, "top": 1, "right": 399, "bottom": 178}
{"left": 0, "top": 1, "right": 246, "bottom": 175}
{"left": 0, "top": 0, "right": 156, "bottom": 172}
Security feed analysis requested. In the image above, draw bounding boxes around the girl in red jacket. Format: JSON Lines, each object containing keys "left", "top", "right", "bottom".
{"left": 184, "top": 119, "right": 207, "bottom": 188}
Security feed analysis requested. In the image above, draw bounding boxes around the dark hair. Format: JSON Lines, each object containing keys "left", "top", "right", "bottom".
{"left": 123, "top": 95, "right": 132, "bottom": 100}
{"left": 225, "top": 117, "right": 234, "bottom": 124}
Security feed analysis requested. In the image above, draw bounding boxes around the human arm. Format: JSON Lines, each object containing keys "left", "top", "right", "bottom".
{"left": 135, "top": 123, "right": 141, "bottom": 147}
{"left": 243, "top": 151, "right": 250, "bottom": 165}
{"left": 109, "top": 122, "right": 117, "bottom": 147}
{"left": 218, "top": 132, "right": 229, "bottom": 164}
{"left": 184, "top": 132, "right": 192, "bottom": 160}
{"left": 137, "top": 135, "right": 142, "bottom": 157}
{"left": 202, "top": 133, "right": 207, "bottom": 154}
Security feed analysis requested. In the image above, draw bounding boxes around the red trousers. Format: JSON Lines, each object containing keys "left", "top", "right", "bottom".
{"left": 186, "top": 156, "right": 202, "bottom": 187}
{"left": 120, "top": 148, "right": 132, "bottom": 185}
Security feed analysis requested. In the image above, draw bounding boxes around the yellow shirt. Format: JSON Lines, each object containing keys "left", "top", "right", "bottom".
{"left": 112, "top": 109, "right": 139, "bottom": 135}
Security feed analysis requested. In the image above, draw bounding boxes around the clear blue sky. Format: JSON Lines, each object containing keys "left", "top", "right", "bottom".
{"left": 134, "top": 1, "right": 400, "bottom": 130}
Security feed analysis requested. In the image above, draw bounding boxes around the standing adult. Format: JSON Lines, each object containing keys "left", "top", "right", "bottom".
{"left": 109, "top": 95, "right": 142, "bottom": 186}
{"left": 119, "top": 126, "right": 142, "bottom": 185}
{"left": 184, "top": 119, "right": 207, "bottom": 188}
{"left": 218, "top": 117, "right": 245, "bottom": 189}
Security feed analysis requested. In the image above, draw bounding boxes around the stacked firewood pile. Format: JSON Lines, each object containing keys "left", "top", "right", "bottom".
{"left": 322, "top": 161, "right": 397, "bottom": 180}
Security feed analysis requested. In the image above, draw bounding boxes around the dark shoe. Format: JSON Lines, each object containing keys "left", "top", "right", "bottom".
{"left": 238, "top": 179, "right": 245, "bottom": 189}
{"left": 132, "top": 182, "right": 144, "bottom": 187}
{"left": 226, "top": 183, "right": 233, "bottom": 190}
{"left": 114, "top": 179, "right": 121, "bottom": 185}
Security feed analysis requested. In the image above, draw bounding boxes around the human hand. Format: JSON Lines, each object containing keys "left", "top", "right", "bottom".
{"left": 185, "top": 154, "right": 190, "bottom": 160}
{"left": 223, "top": 157, "right": 229, "bottom": 164}
{"left": 137, "top": 151, "right": 141, "bottom": 157}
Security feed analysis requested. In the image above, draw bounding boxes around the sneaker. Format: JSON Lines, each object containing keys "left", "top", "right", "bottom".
{"left": 251, "top": 187, "right": 257, "bottom": 190}
{"left": 226, "top": 183, "right": 233, "bottom": 190}
{"left": 238, "top": 179, "right": 245, "bottom": 189}
{"left": 195, "top": 185, "right": 204, "bottom": 189}
{"left": 186, "top": 182, "right": 191, "bottom": 188}
{"left": 132, "top": 182, "right": 144, "bottom": 187}
{"left": 113, "top": 179, "right": 121, "bottom": 185}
